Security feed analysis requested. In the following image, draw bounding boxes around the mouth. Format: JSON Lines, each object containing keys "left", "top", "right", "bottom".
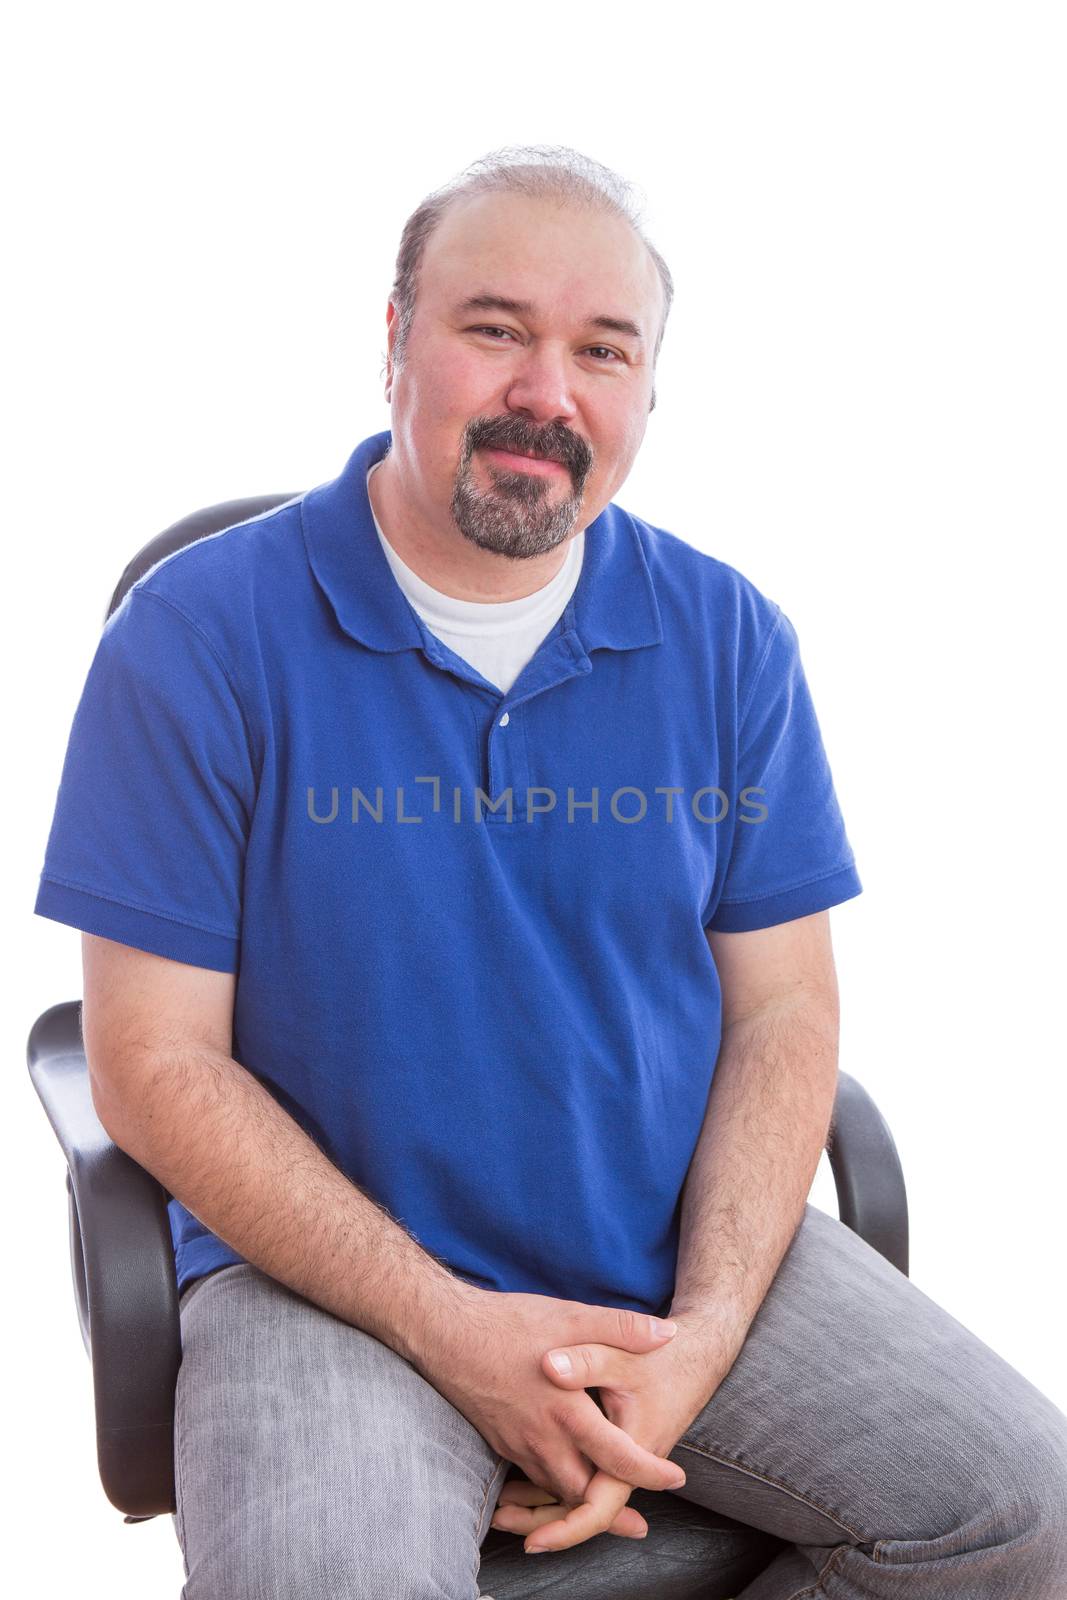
{"left": 479, "top": 446, "right": 568, "bottom": 478}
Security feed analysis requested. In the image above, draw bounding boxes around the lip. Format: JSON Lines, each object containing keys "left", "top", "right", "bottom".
{"left": 480, "top": 447, "right": 567, "bottom": 477}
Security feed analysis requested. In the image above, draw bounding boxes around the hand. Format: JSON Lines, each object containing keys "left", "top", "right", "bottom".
{"left": 492, "top": 1465, "right": 652, "bottom": 1542}
{"left": 490, "top": 1313, "right": 727, "bottom": 1555}
{"left": 491, "top": 1469, "right": 650, "bottom": 1545}
{"left": 489, "top": 1386, "right": 650, "bottom": 1545}
{"left": 413, "top": 1290, "right": 690, "bottom": 1511}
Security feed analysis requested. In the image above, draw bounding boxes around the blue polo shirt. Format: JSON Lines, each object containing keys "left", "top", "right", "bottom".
{"left": 34, "top": 428, "right": 862, "bottom": 1312}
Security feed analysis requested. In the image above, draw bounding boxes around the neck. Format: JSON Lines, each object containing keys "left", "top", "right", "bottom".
{"left": 367, "top": 452, "right": 576, "bottom": 604}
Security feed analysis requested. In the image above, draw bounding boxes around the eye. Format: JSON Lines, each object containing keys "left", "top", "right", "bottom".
{"left": 469, "top": 328, "right": 624, "bottom": 363}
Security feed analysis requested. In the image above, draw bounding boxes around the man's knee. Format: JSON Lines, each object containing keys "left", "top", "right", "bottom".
{"left": 1007, "top": 1415, "right": 1067, "bottom": 1591}
{"left": 182, "top": 1513, "right": 483, "bottom": 1600}
{"left": 953, "top": 1400, "right": 1067, "bottom": 1591}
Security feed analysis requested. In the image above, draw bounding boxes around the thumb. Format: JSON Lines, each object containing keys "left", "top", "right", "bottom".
{"left": 586, "top": 1307, "right": 679, "bottom": 1355}
{"left": 542, "top": 1341, "right": 635, "bottom": 1390}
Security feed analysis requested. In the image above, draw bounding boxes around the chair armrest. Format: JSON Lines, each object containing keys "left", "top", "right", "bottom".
{"left": 27, "top": 1001, "right": 181, "bottom": 1517}
{"left": 828, "top": 1069, "right": 910, "bottom": 1276}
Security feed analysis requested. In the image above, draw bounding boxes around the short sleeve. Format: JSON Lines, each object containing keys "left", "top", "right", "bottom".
{"left": 705, "top": 608, "right": 862, "bottom": 932}
{"left": 33, "top": 587, "right": 257, "bottom": 972}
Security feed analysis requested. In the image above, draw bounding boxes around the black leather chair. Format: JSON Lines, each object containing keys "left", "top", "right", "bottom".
{"left": 28, "top": 497, "right": 910, "bottom": 1599}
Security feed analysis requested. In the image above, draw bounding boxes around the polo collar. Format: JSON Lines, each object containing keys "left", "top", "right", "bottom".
{"left": 300, "top": 430, "right": 663, "bottom": 659}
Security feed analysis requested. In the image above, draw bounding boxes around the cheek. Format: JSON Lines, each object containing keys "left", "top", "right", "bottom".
{"left": 592, "top": 406, "right": 645, "bottom": 471}
{"left": 413, "top": 348, "right": 499, "bottom": 418}
{"left": 616, "top": 405, "right": 651, "bottom": 466}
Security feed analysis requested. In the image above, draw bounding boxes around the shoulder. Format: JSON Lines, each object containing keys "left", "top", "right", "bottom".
{"left": 616, "top": 501, "right": 785, "bottom": 676}
{"left": 113, "top": 494, "right": 309, "bottom": 676}
{"left": 132, "top": 494, "right": 305, "bottom": 618}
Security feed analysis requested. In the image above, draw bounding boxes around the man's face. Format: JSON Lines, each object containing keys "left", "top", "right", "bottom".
{"left": 384, "top": 191, "right": 663, "bottom": 562}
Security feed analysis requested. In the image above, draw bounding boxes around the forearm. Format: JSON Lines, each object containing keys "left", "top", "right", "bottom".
{"left": 669, "top": 992, "right": 839, "bottom": 1366}
{"left": 93, "top": 1043, "right": 479, "bottom": 1370}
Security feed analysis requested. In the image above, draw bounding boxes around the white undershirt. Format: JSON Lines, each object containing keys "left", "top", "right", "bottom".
{"left": 366, "top": 459, "right": 584, "bottom": 695}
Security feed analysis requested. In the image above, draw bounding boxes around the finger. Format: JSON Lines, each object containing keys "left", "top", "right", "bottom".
{"left": 524, "top": 1504, "right": 652, "bottom": 1542}
{"left": 493, "top": 1500, "right": 648, "bottom": 1540}
{"left": 491, "top": 1470, "right": 648, "bottom": 1539}
{"left": 512, "top": 1439, "right": 600, "bottom": 1507}
{"left": 612, "top": 1506, "right": 649, "bottom": 1539}
{"left": 564, "top": 1406, "right": 687, "bottom": 1493}
{"left": 542, "top": 1342, "right": 633, "bottom": 1390}
{"left": 493, "top": 1474, "right": 643, "bottom": 1537}
{"left": 582, "top": 1307, "right": 679, "bottom": 1355}
{"left": 524, "top": 1472, "right": 635, "bottom": 1554}
{"left": 520, "top": 1489, "right": 631, "bottom": 1551}
{"left": 496, "top": 1480, "right": 559, "bottom": 1509}
{"left": 492, "top": 1503, "right": 567, "bottom": 1535}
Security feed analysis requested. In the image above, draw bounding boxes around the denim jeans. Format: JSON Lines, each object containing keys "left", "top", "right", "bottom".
{"left": 172, "top": 1202, "right": 1067, "bottom": 1597}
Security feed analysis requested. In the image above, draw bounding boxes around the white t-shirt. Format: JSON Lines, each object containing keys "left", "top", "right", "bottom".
{"left": 366, "top": 459, "right": 584, "bottom": 695}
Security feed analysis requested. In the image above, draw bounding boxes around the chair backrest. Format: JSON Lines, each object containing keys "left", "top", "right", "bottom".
{"left": 105, "top": 492, "right": 301, "bottom": 622}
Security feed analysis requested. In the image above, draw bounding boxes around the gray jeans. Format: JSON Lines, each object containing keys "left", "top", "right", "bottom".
{"left": 172, "top": 1202, "right": 1067, "bottom": 1598}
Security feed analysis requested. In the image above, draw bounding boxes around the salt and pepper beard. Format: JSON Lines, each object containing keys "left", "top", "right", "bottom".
{"left": 449, "top": 424, "right": 594, "bottom": 562}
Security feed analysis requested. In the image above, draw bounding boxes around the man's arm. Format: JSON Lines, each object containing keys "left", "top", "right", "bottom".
{"left": 80, "top": 931, "right": 480, "bottom": 1368}
{"left": 668, "top": 909, "right": 840, "bottom": 1367}
{"left": 82, "top": 930, "right": 688, "bottom": 1510}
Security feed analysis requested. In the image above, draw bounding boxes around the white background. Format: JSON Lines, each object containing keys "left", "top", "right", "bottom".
{"left": 5, "top": 2, "right": 1065, "bottom": 1592}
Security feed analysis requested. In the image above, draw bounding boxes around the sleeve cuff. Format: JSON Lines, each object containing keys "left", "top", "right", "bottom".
{"left": 705, "top": 861, "right": 863, "bottom": 933}
{"left": 34, "top": 876, "right": 239, "bottom": 974}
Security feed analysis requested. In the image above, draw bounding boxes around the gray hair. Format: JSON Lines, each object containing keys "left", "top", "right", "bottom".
{"left": 386, "top": 144, "right": 674, "bottom": 383}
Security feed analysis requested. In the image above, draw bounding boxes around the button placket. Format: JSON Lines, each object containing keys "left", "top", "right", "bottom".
{"left": 484, "top": 702, "right": 528, "bottom": 826}
{"left": 481, "top": 632, "right": 591, "bottom": 828}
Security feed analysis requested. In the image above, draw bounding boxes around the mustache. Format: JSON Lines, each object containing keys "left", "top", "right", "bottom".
{"left": 463, "top": 419, "right": 593, "bottom": 477}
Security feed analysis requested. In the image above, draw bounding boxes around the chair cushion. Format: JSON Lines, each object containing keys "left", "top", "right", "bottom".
{"left": 477, "top": 1486, "right": 784, "bottom": 1598}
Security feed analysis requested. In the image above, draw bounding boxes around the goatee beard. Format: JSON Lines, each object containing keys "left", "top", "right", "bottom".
{"left": 449, "top": 422, "right": 594, "bottom": 560}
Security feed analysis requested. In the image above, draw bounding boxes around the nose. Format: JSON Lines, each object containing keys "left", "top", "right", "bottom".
{"left": 503, "top": 342, "right": 579, "bottom": 428}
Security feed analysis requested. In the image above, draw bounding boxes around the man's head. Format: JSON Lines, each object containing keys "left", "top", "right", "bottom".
{"left": 379, "top": 145, "right": 673, "bottom": 564}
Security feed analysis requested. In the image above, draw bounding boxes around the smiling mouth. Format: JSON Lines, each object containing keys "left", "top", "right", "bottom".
{"left": 480, "top": 446, "right": 568, "bottom": 476}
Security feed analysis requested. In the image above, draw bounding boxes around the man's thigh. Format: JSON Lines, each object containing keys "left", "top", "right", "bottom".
{"left": 173, "top": 1262, "right": 508, "bottom": 1600}
{"left": 664, "top": 1201, "right": 1067, "bottom": 1593}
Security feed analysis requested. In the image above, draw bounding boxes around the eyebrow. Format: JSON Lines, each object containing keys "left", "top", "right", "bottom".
{"left": 455, "top": 293, "right": 645, "bottom": 346}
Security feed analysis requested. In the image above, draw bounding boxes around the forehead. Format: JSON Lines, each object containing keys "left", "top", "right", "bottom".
{"left": 418, "top": 190, "right": 662, "bottom": 330}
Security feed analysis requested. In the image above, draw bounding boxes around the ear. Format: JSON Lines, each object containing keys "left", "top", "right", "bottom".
{"left": 383, "top": 300, "right": 398, "bottom": 401}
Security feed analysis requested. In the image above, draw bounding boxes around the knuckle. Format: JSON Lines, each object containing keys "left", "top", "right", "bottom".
{"left": 522, "top": 1448, "right": 554, "bottom": 1489}
{"left": 545, "top": 1400, "right": 578, "bottom": 1434}
{"left": 571, "top": 1344, "right": 597, "bottom": 1379}
{"left": 613, "top": 1307, "right": 641, "bottom": 1345}
{"left": 514, "top": 1429, "right": 547, "bottom": 1466}
{"left": 561, "top": 1472, "right": 592, "bottom": 1505}
{"left": 532, "top": 1456, "right": 579, "bottom": 1504}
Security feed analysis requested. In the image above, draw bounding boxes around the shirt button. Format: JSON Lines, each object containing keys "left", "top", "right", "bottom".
{"left": 499, "top": 712, "right": 510, "bottom": 727}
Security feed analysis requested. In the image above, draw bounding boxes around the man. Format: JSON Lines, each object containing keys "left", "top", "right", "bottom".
{"left": 35, "top": 147, "right": 1067, "bottom": 1597}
